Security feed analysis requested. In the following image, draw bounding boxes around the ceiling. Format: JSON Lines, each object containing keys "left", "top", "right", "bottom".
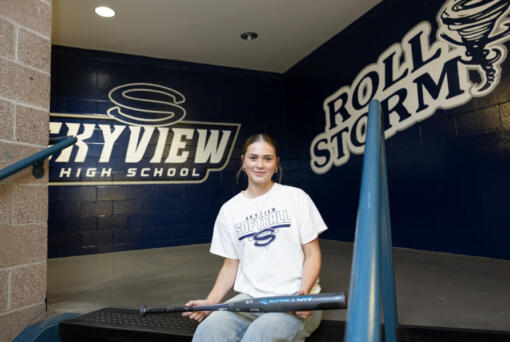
{"left": 52, "top": 0, "right": 381, "bottom": 73}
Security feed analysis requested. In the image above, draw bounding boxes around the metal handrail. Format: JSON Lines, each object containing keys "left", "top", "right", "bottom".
{"left": 0, "top": 136, "right": 77, "bottom": 180}
{"left": 344, "top": 99, "right": 398, "bottom": 342}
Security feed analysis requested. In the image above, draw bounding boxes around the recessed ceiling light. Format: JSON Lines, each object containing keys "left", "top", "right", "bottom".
{"left": 95, "top": 6, "right": 116, "bottom": 18}
{"left": 241, "top": 32, "right": 258, "bottom": 41}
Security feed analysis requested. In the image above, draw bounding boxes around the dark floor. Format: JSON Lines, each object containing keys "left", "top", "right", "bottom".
{"left": 46, "top": 240, "right": 510, "bottom": 332}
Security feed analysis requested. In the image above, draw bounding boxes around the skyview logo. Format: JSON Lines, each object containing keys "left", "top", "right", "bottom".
{"left": 49, "top": 83, "right": 241, "bottom": 185}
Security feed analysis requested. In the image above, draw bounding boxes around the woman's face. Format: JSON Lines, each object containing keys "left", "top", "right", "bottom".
{"left": 242, "top": 141, "right": 279, "bottom": 186}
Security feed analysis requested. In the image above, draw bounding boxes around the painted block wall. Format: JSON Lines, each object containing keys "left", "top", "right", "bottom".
{"left": 49, "top": 0, "right": 510, "bottom": 260}
{"left": 284, "top": 0, "right": 510, "bottom": 259}
{"left": 49, "top": 46, "right": 286, "bottom": 257}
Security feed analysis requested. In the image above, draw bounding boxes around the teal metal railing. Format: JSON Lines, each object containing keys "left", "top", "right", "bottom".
{"left": 0, "top": 136, "right": 77, "bottom": 180}
{"left": 344, "top": 99, "right": 398, "bottom": 342}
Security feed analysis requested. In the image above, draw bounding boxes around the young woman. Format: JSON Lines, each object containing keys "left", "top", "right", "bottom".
{"left": 183, "top": 133, "right": 327, "bottom": 341}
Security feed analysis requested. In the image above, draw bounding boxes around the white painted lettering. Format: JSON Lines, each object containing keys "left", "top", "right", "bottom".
{"left": 195, "top": 129, "right": 231, "bottom": 163}
{"left": 165, "top": 128, "right": 193, "bottom": 163}
{"left": 99, "top": 125, "right": 126, "bottom": 162}
{"left": 126, "top": 126, "right": 155, "bottom": 163}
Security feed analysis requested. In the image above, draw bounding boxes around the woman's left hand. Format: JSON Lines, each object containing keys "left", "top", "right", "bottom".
{"left": 294, "top": 310, "right": 314, "bottom": 319}
{"left": 294, "top": 289, "right": 314, "bottom": 319}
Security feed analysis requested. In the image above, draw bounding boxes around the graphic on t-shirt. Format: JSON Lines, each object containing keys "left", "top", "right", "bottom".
{"left": 234, "top": 208, "right": 291, "bottom": 247}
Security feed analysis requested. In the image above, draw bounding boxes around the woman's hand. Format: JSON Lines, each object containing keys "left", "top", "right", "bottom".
{"left": 294, "top": 290, "right": 314, "bottom": 319}
{"left": 294, "top": 309, "right": 314, "bottom": 319}
{"left": 182, "top": 299, "right": 212, "bottom": 322}
{"left": 183, "top": 258, "right": 239, "bottom": 323}
{"left": 294, "top": 239, "right": 321, "bottom": 320}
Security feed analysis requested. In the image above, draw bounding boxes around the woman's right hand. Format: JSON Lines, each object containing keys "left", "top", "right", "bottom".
{"left": 182, "top": 299, "right": 212, "bottom": 322}
{"left": 183, "top": 258, "right": 238, "bottom": 322}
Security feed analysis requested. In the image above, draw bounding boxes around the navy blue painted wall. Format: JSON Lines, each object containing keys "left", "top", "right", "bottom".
{"left": 49, "top": 46, "right": 286, "bottom": 257}
{"left": 49, "top": 0, "right": 510, "bottom": 260}
{"left": 284, "top": 0, "right": 510, "bottom": 259}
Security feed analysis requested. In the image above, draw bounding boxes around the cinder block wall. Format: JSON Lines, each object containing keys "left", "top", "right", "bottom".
{"left": 0, "top": 0, "right": 52, "bottom": 340}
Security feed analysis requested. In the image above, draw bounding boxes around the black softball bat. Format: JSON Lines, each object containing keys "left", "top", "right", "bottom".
{"left": 140, "top": 292, "right": 346, "bottom": 317}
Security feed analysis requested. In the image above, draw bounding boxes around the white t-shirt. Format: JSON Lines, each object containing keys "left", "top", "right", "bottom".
{"left": 210, "top": 183, "right": 328, "bottom": 298}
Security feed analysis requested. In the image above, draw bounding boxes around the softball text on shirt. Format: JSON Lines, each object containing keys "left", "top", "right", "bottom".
{"left": 235, "top": 208, "right": 291, "bottom": 247}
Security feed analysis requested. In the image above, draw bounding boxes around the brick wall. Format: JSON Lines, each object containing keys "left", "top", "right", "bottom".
{"left": 0, "top": 0, "right": 52, "bottom": 340}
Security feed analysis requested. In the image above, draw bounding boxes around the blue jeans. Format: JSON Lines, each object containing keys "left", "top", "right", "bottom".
{"left": 192, "top": 294, "right": 322, "bottom": 342}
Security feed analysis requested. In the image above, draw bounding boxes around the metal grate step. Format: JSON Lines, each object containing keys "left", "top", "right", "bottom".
{"left": 60, "top": 307, "right": 197, "bottom": 341}
{"left": 60, "top": 308, "right": 510, "bottom": 342}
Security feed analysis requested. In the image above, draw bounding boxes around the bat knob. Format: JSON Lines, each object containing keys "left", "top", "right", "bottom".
{"left": 140, "top": 305, "right": 148, "bottom": 317}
